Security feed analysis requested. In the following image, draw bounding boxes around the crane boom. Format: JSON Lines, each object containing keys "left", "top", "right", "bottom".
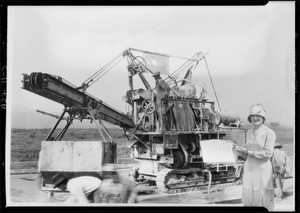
{"left": 22, "top": 72, "right": 135, "bottom": 129}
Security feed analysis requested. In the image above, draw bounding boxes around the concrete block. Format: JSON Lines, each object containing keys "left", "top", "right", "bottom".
{"left": 38, "top": 141, "right": 114, "bottom": 172}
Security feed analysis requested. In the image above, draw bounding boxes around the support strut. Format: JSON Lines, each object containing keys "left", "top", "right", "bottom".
{"left": 54, "top": 118, "right": 73, "bottom": 141}
{"left": 45, "top": 109, "right": 67, "bottom": 141}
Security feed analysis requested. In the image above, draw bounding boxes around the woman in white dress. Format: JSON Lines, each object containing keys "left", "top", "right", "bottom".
{"left": 234, "top": 104, "right": 276, "bottom": 211}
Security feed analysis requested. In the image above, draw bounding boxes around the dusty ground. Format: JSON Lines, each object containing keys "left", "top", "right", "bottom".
{"left": 8, "top": 167, "right": 295, "bottom": 211}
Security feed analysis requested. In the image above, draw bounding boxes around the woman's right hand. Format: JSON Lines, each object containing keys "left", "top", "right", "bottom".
{"left": 234, "top": 145, "right": 247, "bottom": 153}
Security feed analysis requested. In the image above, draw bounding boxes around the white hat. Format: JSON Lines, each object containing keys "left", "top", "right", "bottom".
{"left": 247, "top": 104, "right": 266, "bottom": 122}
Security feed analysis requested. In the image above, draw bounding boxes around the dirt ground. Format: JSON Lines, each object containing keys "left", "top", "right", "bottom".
{"left": 8, "top": 168, "right": 295, "bottom": 211}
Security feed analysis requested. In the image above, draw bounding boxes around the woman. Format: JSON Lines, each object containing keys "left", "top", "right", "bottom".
{"left": 234, "top": 104, "right": 276, "bottom": 211}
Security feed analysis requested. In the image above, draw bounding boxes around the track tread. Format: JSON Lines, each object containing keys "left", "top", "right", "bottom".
{"left": 156, "top": 167, "right": 242, "bottom": 194}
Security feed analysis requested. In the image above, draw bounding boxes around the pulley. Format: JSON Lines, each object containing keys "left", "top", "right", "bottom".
{"left": 29, "top": 72, "right": 44, "bottom": 89}
{"left": 141, "top": 99, "right": 155, "bottom": 114}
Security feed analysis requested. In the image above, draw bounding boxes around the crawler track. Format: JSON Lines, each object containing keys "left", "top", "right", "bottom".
{"left": 155, "top": 166, "right": 243, "bottom": 194}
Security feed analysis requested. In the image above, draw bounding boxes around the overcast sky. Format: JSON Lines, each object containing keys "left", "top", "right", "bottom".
{"left": 7, "top": 3, "right": 295, "bottom": 128}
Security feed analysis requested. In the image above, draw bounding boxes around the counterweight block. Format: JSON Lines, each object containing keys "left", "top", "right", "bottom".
{"left": 38, "top": 141, "right": 116, "bottom": 187}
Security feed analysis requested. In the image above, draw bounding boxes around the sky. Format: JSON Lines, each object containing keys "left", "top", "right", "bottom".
{"left": 6, "top": 3, "right": 295, "bottom": 129}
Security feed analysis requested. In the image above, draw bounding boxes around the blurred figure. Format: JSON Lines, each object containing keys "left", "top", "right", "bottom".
{"left": 233, "top": 104, "right": 276, "bottom": 211}
{"left": 52, "top": 174, "right": 102, "bottom": 203}
{"left": 272, "top": 142, "right": 287, "bottom": 200}
{"left": 49, "top": 164, "right": 138, "bottom": 204}
{"left": 95, "top": 164, "right": 138, "bottom": 203}
{"left": 152, "top": 71, "right": 170, "bottom": 131}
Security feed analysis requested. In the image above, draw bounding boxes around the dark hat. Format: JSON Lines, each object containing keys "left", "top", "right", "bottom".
{"left": 152, "top": 72, "right": 161, "bottom": 78}
{"left": 274, "top": 142, "right": 283, "bottom": 148}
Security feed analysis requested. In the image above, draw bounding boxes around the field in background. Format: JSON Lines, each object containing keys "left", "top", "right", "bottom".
{"left": 9, "top": 126, "right": 294, "bottom": 171}
{"left": 10, "top": 128, "right": 135, "bottom": 170}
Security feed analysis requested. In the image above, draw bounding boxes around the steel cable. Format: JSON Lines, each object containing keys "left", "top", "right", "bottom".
{"left": 204, "top": 57, "right": 222, "bottom": 112}
{"left": 88, "top": 56, "right": 124, "bottom": 88}
{"left": 82, "top": 52, "right": 123, "bottom": 86}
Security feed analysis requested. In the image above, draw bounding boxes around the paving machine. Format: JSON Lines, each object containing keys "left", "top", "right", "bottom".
{"left": 22, "top": 48, "right": 246, "bottom": 193}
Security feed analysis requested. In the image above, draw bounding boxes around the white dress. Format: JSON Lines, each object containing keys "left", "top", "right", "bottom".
{"left": 242, "top": 124, "right": 276, "bottom": 211}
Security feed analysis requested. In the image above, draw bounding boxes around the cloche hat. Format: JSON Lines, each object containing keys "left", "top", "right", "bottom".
{"left": 247, "top": 103, "right": 266, "bottom": 122}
